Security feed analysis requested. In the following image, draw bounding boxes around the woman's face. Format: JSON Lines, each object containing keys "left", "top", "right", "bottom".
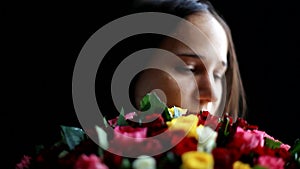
{"left": 133, "top": 13, "right": 228, "bottom": 116}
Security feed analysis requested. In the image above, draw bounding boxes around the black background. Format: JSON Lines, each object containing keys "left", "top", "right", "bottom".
{"left": 6, "top": 1, "right": 300, "bottom": 168}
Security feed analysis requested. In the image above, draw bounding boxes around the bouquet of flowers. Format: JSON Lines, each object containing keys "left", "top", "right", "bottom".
{"left": 16, "top": 93, "right": 300, "bottom": 169}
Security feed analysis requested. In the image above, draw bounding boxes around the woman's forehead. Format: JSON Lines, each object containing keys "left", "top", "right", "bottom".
{"left": 158, "top": 13, "right": 228, "bottom": 65}
{"left": 187, "top": 13, "right": 228, "bottom": 60}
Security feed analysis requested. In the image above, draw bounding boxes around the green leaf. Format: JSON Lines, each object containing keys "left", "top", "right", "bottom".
{"left": 252, "top": 165, "right": 268, "bottom": 169}
{"left": 34, "top": 144, "right": 45, "bottom": 154}
{"left": 117, "top": 107, "right": 128, "bottom": 126}
{"left": 140, "top": 93, "right": 150, "bottom": 111}
{"left": 140, "top": 92, "right": 171, "bottom": 121}
{"left": 223, "top": 117, "right": 231, "bottom": 136}
{"left": 290, "top": 138, "right": 300, "bottom": 155}
{"left": 162, "top": 108, "right": 172, "bottom": 122}
{"left": 140, "top": 92, "right": 161, "bottom": 111}
{"left": 264, "top": 137, "right": 282, "bottom": 149}
{"left": 158, "top": 152, "right": 181, "bottom": 169}
{"left": 60, "top": 125, "right": 86, "bottom": 150}
{"left": 103, "top": 116, "right": 109, "bottom": 128}
{"left": 95, "top": 125, "right": 109, "bottom": 150}
{"left": 119, "top": 158, "right": 131, "bottom": 169}
{"left": 289, "top": 138, "right": 300, "bottom": 167}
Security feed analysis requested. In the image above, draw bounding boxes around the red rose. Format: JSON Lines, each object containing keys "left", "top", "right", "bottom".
{"left": 235, "top": 118, "right": 258, "bottom": 130}
{"left": 274, "top": 147, "right": 291, "bottom": 161}
{"left": 171, "top": 136, "right": 197, "bottom": 156}
{"left": 212, "top": 148, "right": 240, "bottom": 169}
{"left": 140, "top": 138, "right": 164, "bottom": 155}
{"left": 103, "top": 151, "right": 123, "bottom": 168}
{"left": 141, "top": 114, "right": 166, "bottom": 128}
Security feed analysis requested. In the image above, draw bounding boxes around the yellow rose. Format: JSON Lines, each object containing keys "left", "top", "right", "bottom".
{"left": 233, "top": 161, "right": 251, "bottom": 169}
{"left": 166, "top": 114, "right": 199, "bottom": 138}
{"left": 168, "top": 106, "right": 188, "bottom": 118}
{"left": 181, "top": 151, "right": 214, "bottom": 169}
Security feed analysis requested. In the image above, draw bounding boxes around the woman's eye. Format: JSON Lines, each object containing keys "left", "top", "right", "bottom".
{"left": 213, "top": 72, "right": 223, "bottom": 79}
{"left": 175, "top": 65, "right": 196, "bottom": 73}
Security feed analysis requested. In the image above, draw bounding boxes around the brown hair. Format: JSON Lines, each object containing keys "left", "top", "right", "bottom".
{"left": 130, "top": 0, "right": 247, "bottom": 120}
{"left": 206, "top": 3, "right": 247, "bottom": 120}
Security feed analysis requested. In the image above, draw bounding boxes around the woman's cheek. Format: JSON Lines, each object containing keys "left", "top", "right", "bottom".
{"left": 134, "top": 69, "right": 182, "bottom": 107}
{"left": 153, "top": 71, "right": 182, "bottom": 107}
{"left": 211, "top": 82, "right": 224, "bottom": 116}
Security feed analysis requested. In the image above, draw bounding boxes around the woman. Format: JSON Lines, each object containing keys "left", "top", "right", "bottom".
{"left": 97, "top": 0, "right": 246, "bottom": 121}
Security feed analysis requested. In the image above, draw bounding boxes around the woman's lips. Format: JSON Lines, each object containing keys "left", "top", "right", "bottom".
{"left": 200, "top": 102, "right": 213, "bottom": 112}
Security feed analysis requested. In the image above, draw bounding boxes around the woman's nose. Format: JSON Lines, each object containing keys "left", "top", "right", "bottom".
{"left": 195, "top": 73, "right": 218, "bottom": 103}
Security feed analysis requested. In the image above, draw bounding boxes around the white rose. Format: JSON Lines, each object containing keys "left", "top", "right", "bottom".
{"left": 132, "top": 155, "right": 156, "bottom": 169}
{"left": 196, "top": 125, "right": 218, "bottom": 153}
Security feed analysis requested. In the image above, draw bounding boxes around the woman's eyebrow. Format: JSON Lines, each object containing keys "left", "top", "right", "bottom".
{"left": 177, "top": 53, "right": 227, "bottom": 68}
{"left": 176, "top": 53, "right": 205, "bottom": 59}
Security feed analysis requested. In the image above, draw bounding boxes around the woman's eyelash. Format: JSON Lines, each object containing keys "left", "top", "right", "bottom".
{"left": 213, "top": 72, "right": 223, "bottom": 79}
{"left": 175, "top": 63, "right": 225, "bottom": 79}
{"left": 175, "top": 65, "right": 196, "bottom": 72}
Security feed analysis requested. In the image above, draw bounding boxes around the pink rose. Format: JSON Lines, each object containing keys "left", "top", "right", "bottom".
{"left": 74, "top": 154, "right": 108, "bottom": 169}
{"left": 228, "top": 127, "right": 266, "bottom": 153}
{"left": 108, "top": 126, "right": 163, "bottom": 157}
{"left": 124, "top": 112, "right": 137, "bottom": 120}
{"left": 108, "top": 112, "right": 137, "bottom": 127}
{"left": 15, "top": 155, "right": 31, "bottom": 169}
{"left": 113, "top": 126, "right": 147, "bottom": 142}
{"left": 256, "top": 155, "right": 285, "bottom": 169}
